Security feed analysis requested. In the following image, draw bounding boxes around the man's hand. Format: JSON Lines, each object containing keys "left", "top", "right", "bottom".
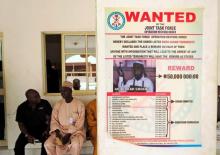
{"left": 62, "top": 133, "right": 71, "bottom": 145}
{"left": 25, "top": 134, "right": 35, "bottom": 143}
{"left": 18, "top": 122, "right": 35, "bottom": 143}
{"left": 55, "top": 129, "right": 63, "bottom": 140}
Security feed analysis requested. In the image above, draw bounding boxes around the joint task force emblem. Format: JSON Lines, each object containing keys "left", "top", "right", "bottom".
{"left": 107, "top": 11, "right": 125, "bottom": 30}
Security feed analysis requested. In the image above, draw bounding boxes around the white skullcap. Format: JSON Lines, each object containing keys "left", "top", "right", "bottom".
{"left": 133, "top": 61, "right": 144, "bottom": 66}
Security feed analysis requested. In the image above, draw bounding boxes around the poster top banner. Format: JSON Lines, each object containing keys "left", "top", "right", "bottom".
{"left": 105, "top": 8, "right": 203, "bottom": 34}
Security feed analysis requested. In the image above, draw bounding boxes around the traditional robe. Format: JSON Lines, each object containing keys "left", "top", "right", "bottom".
{"left": 86, "top": 99, "right": 97, "bottom": 155}
{"left": 45, "top": 98, "right": 85, "bottom": 155}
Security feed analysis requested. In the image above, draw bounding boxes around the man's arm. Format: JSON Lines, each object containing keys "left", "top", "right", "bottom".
{"left": 42, "top": 100, "right": 53, "bottom": 138}
{"left": 49, "top": 102, "right": 64, "bottom": 143}
{"left": 86, "top": 100, "right": 97, "bottom": 127}
{"left": 18, "top": 122, "right": 34, "bottom": 143}
{"left": 50, "top": 102, "right": 61, "bottom": 134}
{"left": 18, "top": 122, "right": 28, "bottom": 136}
{"left": 86, "top": 100, "right": 97, "bottom": 141}
{"left": 16, "top": 104, "right": 34, "bottom": 143}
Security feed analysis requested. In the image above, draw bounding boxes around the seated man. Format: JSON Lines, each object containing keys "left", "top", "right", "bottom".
{"left": 118, "top": 61, "right": 154, "bottom": 92}
{"left": 14, "top": 89, "right": 52, "bottom": 155}
{"left": 45, "top": 81, "right": 85, "bottom": 155}
{"left": 86, "top": 99, "right": 97, "bottom": 155}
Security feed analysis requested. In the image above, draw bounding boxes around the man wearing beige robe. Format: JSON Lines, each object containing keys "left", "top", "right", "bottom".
{"left": 44, "top": 81, "right": 85, "bottom": 155}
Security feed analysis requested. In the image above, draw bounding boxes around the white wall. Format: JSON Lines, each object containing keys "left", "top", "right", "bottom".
{"left": 218, "top": 0, "right": 220, "bottom": 85}
{"left": 0, "top": 0, "right": 96, "bottom": 149}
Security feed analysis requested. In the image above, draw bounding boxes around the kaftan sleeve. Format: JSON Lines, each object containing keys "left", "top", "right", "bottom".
{"left": 50, "top": 102, "right": 61, "bottom": 133}
{"left": 86, "top": 100, "right": 97, "bottom": 128}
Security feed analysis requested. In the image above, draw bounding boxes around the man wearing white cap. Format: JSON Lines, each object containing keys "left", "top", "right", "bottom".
{"left": 118, "top": 61, "right": 154, "bottom": 92}
{"left": 44, "top": 81, "right": 85, "bottom": 155}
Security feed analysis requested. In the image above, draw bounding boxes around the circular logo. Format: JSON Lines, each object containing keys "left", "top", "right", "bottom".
{"left": 107, "top": 12, "right": 125, "bottom": 30}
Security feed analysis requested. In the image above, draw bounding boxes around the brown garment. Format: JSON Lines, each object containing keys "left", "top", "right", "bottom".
{"left": 86, "top": 99, "right": 97, "bottom": 155}
{"left": 45, "top": 98, "right": 85, "bottom": 155}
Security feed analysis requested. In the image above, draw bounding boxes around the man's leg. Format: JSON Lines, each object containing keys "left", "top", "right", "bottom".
{"left": 90, "top": 127, "right": 97, "bottom": 155}
{"left": 44, "top": 133, "right": 57, "bottom": 155}
{"left": 91, "top": 138, "right": 97, "bottom": 155}
{"left": 67, "top": 135, "right": 84, "bottom": 155}
{"left": 40, "top": 138, "right": 47, "bottom": 155}
{"left": 14, "top": 133, "right": 28, "bottom": 155}
{"left": 41, "top": 142, "right": 47, "bottom": 155}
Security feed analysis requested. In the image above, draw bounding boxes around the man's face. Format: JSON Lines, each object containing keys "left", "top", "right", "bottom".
{"left": 133, "top": 63, "right": 144, "bottom": 80}
{"left": 60, "top": 87, "right": 72, "bottom": 99}
{"left": 27, "top": 91, "right": 41, "bottom": 106}
{"left": 73, "top": 80, "right": 80, "bottom": 90}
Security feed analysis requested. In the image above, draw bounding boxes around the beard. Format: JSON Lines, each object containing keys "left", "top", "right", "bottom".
{"left": 134, "top": 74, "right": 143, "bottom": 80}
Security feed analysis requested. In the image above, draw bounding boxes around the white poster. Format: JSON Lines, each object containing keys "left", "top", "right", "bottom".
{"left": 105, "top": 8, "right": 202, "bottom": 147}
{"left": 97, "top": 1, "right": 218, "bottom": 155}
